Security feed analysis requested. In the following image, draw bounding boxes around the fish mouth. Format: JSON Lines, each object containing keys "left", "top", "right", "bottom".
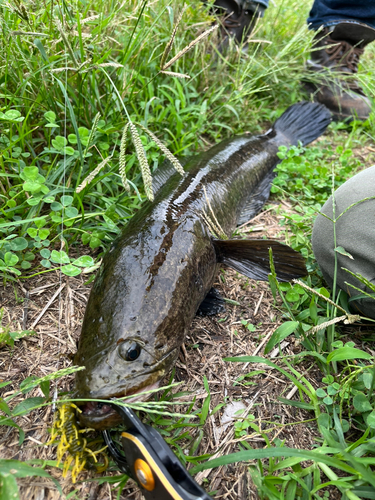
{"left": 78, "top": 381, "right": 160, "bottom": 430}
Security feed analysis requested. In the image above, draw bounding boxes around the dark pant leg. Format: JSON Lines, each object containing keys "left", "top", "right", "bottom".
{"left": 307, "top": 0, "right": 375, "bottom": 29}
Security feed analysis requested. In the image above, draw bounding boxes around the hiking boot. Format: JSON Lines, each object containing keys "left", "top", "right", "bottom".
{"left": 305, "top": 22, "right": 375, "bottom": 121}
{"left": 213, "top": 0, "right": 265, "bottom": 47}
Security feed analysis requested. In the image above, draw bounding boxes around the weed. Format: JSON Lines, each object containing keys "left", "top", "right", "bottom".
{"left": 0, "top": 308, "right": 35, "bottom": 349}
{"left": 2, "top": 0, "right": 364, "bottom": 280}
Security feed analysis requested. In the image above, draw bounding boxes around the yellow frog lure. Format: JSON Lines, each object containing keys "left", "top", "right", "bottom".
{"left": 48, "top": 403, "right": 108, "bottom": 483}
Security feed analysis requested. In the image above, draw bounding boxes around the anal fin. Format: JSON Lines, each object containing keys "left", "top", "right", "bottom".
{"left": 237, "top": 169, "right": 277, "bottom": 226}
{"left": 197, "top": 287, "right": 226, "bottom": 317}
{"left": 214, "top": 239, "right": 307, "bottom": 282}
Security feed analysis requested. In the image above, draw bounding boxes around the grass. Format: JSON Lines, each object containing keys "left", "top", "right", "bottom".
{"left": 1, "top": 0, "right": 375, "bottom": 498}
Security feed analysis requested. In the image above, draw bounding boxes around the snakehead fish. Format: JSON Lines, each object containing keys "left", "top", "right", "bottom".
{"left": 75, "top": 102, "right": 331, "bottom": 429}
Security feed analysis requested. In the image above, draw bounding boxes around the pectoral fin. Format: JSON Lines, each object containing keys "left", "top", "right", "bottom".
{"left": 213, "top": 239, "right": 307, "bottom": 282}
{"left": 197, "top": 287, "right": 226, "bottom": 316}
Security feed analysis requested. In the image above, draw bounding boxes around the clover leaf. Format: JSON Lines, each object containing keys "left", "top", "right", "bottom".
{"left": 50, "top": 250, "right": 70, "bottom": 264}
{"left": 0, "top": 109, "right": 25, "bottom": 122}
{"left": 44, "top": 111, "right": 59, "bottom": 128}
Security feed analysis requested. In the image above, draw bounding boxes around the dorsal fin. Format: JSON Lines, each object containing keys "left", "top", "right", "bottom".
{"left": 237, "top": 168, "right": 277, "bottom": 226}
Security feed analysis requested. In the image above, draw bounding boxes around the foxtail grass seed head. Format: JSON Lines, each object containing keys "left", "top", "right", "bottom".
{"left": 137, "top": 123, "right": 185, "bottom": 176}
{"left": 161, "top": 70, "right": 190, "bottom": 79}
{"left": 11, "top": 31, "right": 47, "bottom": 36}
{"left": 201, "top": 210, "right": 222, "bottom": 240}
{"left": 80, "top": 14, "right": 100, "bottom": 24}
{"left": 97, "top": 62, "right": 124, "bottom": 68}
{"left": 76, "top": 60, "right": 91, "bottom": 72}
{"left": 292, "top": 279, "right": 347, "bottom": 314}
{"left": 202, "top": 185, "right": 227, "bottom": 239}
{"left": 76, "top": 157, "right": 112, "bottom": 193}
{"left": 56, "top": 20, "right": 79, "bottom": 68}
{"left": 309, "top": 316, "right": 347, "bottom": 334}
{"left": 13, "top": 38, "right": 33, "bottom": 71}
{"left": 163, "top": 24, "right": 218, "bottom": 71}
{"left": 160, "top": 5, "right": 187, "bottom": 70}
{"left": 50, "top": 67, "right": 78, "bottom": 73}
{"left": 81, "top": 63, "right": 124, "bottom": 74}
{"left": 129, "top": 122, "right": 154, "bottom": 202}
{"left": 21, "top": 366, "right": 85, "bottom": 395}
{"left": 83, "top": 112, "right": 101, "bottom": 157}
{"left": 119, "top": 123, "right": 131, "bottom": 192}
{"left": 70, "top": 31, "right": 91, "bottom": 38}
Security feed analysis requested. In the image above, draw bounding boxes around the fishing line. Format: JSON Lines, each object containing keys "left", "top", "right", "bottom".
{"left": 52, "top": 0, "right": 68, "bottom": 412}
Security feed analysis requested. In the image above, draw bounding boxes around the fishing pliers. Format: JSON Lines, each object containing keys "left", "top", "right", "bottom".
{"left": 102, "top": 404, "right": 211, "bottom": 500}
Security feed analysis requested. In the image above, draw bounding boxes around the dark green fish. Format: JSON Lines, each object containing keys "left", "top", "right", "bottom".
{"left": 75, "top": 102, "right": 331, "bottom": 429}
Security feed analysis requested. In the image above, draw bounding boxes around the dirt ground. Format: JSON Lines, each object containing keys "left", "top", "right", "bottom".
{"left": 0, "top": 202, "right": 332, "bottom": 500}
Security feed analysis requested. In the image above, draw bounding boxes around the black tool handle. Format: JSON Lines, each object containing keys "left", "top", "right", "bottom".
{"left": 121, "top": 428, "right": 211, "bottom": 500}
{"left": 103, "top": 404, "right": 211, "bottom": 500}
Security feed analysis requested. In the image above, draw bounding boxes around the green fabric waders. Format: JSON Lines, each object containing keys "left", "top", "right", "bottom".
{"left": 312, "top": 165, "right": 375, "bottom": 319}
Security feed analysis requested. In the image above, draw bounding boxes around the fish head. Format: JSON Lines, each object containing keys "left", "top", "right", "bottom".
{"left": 74, "top": 222, "right": 197, "bottom": 429}
{"left": 75, "top": 324, "right": 181, "bottom": 428}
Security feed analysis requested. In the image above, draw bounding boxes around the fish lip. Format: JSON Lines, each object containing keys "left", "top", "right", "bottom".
{"left": 76, "top": 350, "right": 179, "bottom": 413}
{"left": 78, "top": 364, "right": 167, "bottom": 400}
{"left": 115, "top": 381, "right": 162, "bottom": 403}
{"left": 80, "top": 381, "right": 160, "bottom": 412}
{"left": 77, "top": 382, "right": 161, "bottom": 429}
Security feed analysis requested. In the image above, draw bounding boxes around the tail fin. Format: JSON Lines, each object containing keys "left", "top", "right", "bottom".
{"left": 272, "top": 101, "right": 332, "bottom": 146}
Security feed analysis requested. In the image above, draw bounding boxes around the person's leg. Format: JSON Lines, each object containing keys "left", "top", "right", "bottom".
{"left": 308, "top": 1, "right": 375, "bottom": 30}
{"left": 212, "top": 0, "right": 268, "bottom": 46}
{"left": 305, "top": 1, "right": 375, "bottom": 121}
{"left": 312, "top": 166, "right": 375, "bottom": 319}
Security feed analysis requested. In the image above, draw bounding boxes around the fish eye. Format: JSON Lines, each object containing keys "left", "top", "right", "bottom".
{"left": 118, "top": 341, "right": 142, "bottom": 362}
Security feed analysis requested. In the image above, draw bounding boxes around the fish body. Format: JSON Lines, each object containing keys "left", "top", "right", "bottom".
{"left": 75, "top": 102, "right": 331, "bottom": 428}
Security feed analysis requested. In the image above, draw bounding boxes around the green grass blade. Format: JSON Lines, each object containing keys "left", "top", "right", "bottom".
{"left": 190, "top": 447, "right": 359, "bottom": 475}
{"left": 54, "top": 77, "right": 83, "bottom": 163}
